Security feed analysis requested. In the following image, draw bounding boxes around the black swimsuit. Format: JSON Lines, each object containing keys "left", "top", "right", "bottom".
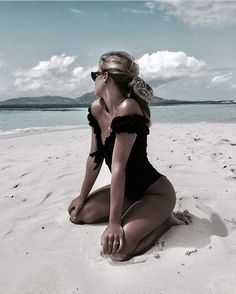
{"left": 87, "top": 106, "right": 164, "bottom": 202}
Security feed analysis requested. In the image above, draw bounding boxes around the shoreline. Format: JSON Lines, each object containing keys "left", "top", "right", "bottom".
{"left": 1, "top": 121, "right": 236, "bottom": 140}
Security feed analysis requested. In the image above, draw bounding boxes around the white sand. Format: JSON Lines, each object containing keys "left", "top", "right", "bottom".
{"left": 0, "top": 123, "right": 236, "bottom": 294}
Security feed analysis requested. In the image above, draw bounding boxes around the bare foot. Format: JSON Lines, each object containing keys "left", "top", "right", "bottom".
{"left": 167, "top": 212, "right": 186, "bottom": 226}
{"left": 173, "top": 210, "right": 192, "bottom": 225}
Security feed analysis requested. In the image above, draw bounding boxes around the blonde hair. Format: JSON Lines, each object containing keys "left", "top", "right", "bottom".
{"left": 100, "top": 51, "right": 138, "bottom": 77}
{"left": 99, "top": 51, "right": 151, "bottom": 119}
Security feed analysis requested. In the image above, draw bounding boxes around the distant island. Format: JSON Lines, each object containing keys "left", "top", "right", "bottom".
{"left": 0, "top": 92, "right": 235, "bottom": 109}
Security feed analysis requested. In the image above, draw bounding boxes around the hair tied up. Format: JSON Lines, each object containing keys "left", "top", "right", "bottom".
{"left": 128, "top": 77, "right": 154, "bottom": 104}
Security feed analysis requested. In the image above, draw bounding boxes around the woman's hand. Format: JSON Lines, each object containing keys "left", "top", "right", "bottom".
{"left": 68, "top": 196, "right": 86, "bottom": 223}
{"left": 101, "top": 223, "right": 124, "bottom": 255}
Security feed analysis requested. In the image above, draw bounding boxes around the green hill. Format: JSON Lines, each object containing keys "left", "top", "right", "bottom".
{"left": 0, "top": 93, "right": 235, "bottom": 108}
{"left": 0, "top": 95, "right": 77, "bottom": 105}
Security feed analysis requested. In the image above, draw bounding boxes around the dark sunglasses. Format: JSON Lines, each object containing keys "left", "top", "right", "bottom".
{"left": 91, "top": 71, "right": 103, "bottom": 81}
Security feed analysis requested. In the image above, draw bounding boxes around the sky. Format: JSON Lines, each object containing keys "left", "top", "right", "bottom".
{"left": 0, "top": 0, "right": 236, "bottom": 101}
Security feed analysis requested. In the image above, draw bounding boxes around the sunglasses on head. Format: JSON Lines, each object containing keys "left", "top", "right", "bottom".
{"left": 91, "top": 71, "right": 103, "bottom": 81}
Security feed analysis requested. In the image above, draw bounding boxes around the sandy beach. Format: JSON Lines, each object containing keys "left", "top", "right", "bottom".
{"left": 1, "top": 122, "right": 236, "bottom": 294}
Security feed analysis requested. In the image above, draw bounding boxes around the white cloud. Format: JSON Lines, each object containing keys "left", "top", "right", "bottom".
{"left": 211, "top": 73, "right": 232, "bottom": 84}
{"left": 68, "top": 66, "right": 97, "bottom": 91}
{"left": 122, "top": 8, "right": 151, "bottom": 14}
{"left": 10, "top": 50, "right": 234, "bottom": 101}
{"left": 209, "top": 73, "right": 234, "bottom": 87}
{"left": 15, "top": 53, "right": 76, "bottom": 80}
{"left": 14, "top": 53, "right": 77, "bottom": 91}
{"left": 145, "top": 0, "right": 236, "bottom": 27}
{"left": 70, "top": 9, "right": 84, "bottom": 15}
{"left": 136, "top": 50, "right": 205, "bottom": 86}
{"left": 72, "top": 66, "right": 83, "bottom": 78}
{"left": 13, "top": 53, "right": 97, "bottom": 96}
{"left": 12, "top": 50, "right": 207, "bottom": 97}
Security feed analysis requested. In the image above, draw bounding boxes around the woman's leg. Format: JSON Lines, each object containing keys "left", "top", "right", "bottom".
{"left": 108, "top": 176, "right": 187, "bottom": 261}
{"left": 131, "top": 211, "right": 190, "bottom": 256}
{"left": 70, "top": 184, "right": 134, "bottom": 224}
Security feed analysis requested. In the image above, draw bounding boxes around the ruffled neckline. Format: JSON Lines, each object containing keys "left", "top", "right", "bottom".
{"left": 88, "top": 106, "right": 150, "bottom": 146}
{"left": 87, "top": 106, "right": 151, "bottom": 170}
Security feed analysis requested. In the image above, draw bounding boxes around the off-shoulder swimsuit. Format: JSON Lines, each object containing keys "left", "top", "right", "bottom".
{"left": 87, "top": 106, "right": 164, "bottom": 202}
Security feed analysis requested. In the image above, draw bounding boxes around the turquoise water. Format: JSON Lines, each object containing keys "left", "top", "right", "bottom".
{"left": 0, "top": 104, "right": 236, "bottom": 138}
{"left": 151, "top": 104, "right": 236, "bottom": 123}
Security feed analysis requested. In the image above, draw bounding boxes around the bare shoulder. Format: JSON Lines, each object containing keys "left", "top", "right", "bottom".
{"left": 118, "top": 98, "right": 143, "bottom": 116}
{"left": 90, "top": 98, "right": 103, "bottom": 118}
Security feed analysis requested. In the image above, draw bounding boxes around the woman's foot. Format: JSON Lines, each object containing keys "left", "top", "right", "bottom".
{"left": 172, "top": 209, "right": 192, "bottom": 225}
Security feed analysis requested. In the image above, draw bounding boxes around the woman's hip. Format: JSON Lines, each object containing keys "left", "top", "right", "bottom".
{"left": 145, "top": 175, "right": 176, "bottom": 203}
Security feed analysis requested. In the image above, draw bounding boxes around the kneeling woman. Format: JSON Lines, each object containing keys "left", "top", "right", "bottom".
{"left": 68, "top": 51, "right": 191, "bottom": 261}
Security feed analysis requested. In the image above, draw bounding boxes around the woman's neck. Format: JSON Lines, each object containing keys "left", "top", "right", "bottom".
{"left": 100, "top": 96, "right": 127, "bottom": 115}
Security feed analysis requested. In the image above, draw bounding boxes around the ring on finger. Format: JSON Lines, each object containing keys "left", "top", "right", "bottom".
{"left": 113, "top": 241, "right": 120, "bottom": 246}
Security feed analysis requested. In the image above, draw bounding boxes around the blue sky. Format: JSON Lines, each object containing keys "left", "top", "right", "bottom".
{"left": 0, "top": 1, "right": 235, "bottom": 101}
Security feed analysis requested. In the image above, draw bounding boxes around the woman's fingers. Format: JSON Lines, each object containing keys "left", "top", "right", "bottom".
{"left": 101, "top": 226, "right": 125, "bottom": 255}
{"left": 111, "top": 238, "right": 120, "bottom": 254}
{"left": 102, "top": 235, "right": 115, "bottom": 255}
{"left": 67, "top": 205, "right": 72, "bottom": 214}
{"left": 73, "top": 206, "right": 81, "bottom": 220}
{"left": 107, "top": 237, "right": 114, "bottom": 255}
{"left": 103, "top": 236, "right": 109, "bottom": 254}
{"left": 68, "top": 202, "right": 75, "bottom": 215}
{"left": 116, "top": 237, "right": 124, "bottom": 253}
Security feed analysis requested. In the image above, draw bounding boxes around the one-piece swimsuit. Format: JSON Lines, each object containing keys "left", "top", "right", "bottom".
{"left": 87, "top": 106, "right": 164, "bottom": 202}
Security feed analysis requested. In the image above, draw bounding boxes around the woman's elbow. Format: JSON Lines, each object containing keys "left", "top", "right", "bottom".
{"left": 111, "top": 163, "right": 126, "bottom": 174}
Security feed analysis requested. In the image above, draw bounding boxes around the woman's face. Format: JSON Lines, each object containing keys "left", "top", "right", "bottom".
{"left": 94, "top": 70, "right": 108, "bottom": 97}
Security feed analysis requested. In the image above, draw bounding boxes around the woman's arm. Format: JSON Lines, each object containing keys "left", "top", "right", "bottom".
{"left": 101, "top": 132, "right": 136, "bottom": 254}
{"left": 109, "top": 132, "right": 137, "bottom": 224}
{"left": 78, "top": 129, "right": 103, "bottom": 202}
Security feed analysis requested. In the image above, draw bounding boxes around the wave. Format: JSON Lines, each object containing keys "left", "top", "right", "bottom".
{"left": 0, "top": 124, "right": 88, "bottom": 139}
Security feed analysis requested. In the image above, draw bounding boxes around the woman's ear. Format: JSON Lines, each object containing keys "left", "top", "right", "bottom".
{"left": 103, "top": 71, "right": 109, "bottom": 83}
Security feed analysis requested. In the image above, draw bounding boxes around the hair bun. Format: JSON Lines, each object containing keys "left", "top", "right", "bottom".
{"left": 128, "top": 77, "right": 154, "bottom": 103}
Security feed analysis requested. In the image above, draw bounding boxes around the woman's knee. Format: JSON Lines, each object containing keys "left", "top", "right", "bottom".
{"left": 70, "top": 203, "right": 97, "bottom": 224}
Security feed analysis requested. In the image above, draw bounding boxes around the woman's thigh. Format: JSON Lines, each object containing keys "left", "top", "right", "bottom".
{"left": 75, "top": 184, "right": 134, "bottom": 223}
{"left": 120, "top": 176, "right": 176, "bottom": 253}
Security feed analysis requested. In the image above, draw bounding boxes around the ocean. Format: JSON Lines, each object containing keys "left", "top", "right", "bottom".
{"left": 0, "top": 104, "right": 236, "bottom": 138}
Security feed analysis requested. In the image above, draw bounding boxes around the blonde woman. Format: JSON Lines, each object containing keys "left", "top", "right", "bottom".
{"left": 68, "top": 51, "right": 191, "bottom": 261}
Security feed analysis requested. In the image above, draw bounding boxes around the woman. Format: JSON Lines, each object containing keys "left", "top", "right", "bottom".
{"left": 68, "top": 51, "right": 191, "bottom": 262}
